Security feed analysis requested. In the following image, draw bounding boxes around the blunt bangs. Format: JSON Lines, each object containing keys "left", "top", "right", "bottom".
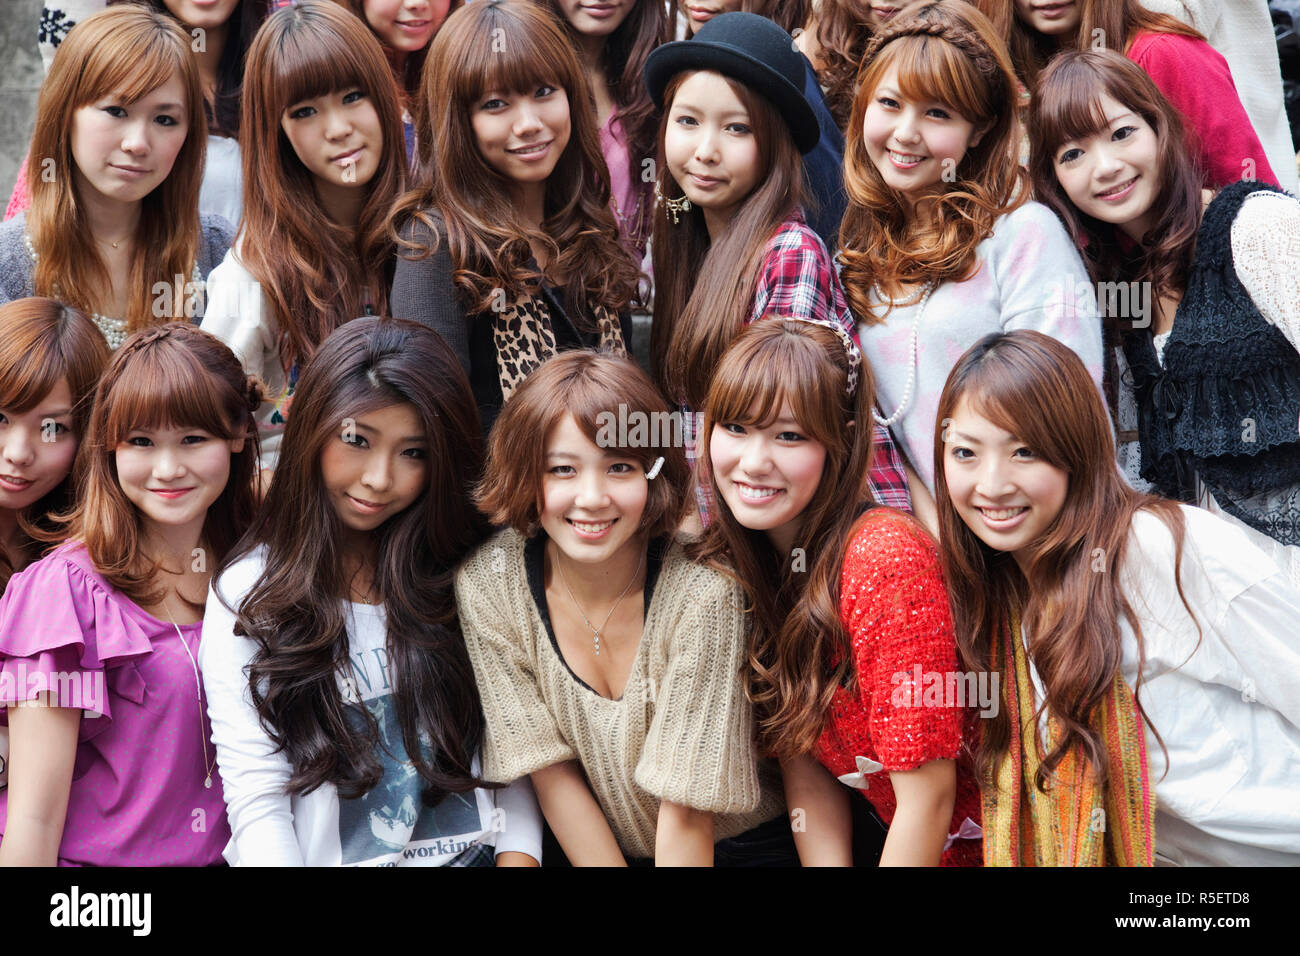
{"left": 100, "top": 340, "right": 240, "bottom": 447}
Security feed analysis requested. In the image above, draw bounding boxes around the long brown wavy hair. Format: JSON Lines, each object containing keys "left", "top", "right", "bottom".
{"left": 813, "top": 0, "right": 877, "bottom": 129}
{"left": 224, "top": 317, "right": 492, "bottom": 802}
{"left": 693, "top": 320, "right": 887, "bottom": 758}
{"left": 838, "top": 1, "right": 1027, "bottom": 325}
{"left": 1029, "top": 50, "right": 1201, "bottom": 309}
{"left": 331, "top": 0, "right": 463, "bottom": 111}
{"left": 972, "top": 0, "right": 1199, "bottom": 89}
{"left": 27, "top": 5, "right": 206, "bottom": 333}
{"left": 0, "top": 299, "right": 111, "bottom": 588}
{"left": 238, "top": 0, "right": 407, "bottom": 375}
{"left": 650, "top": 73, "right": 807, "bottom": 409}
{"left": 50, "top": 323, "right": 261, "bottom": 609}
{"left": 391, "top": 0, "right": 639, "bottom": 318}
{"left": 934, "top": 330, "right": 1187, "bottom": 790}
{"left": 541, "top": 0, "right": 667, "bottom": 218}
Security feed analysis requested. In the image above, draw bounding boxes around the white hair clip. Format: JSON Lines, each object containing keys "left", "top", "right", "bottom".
{"left": 646, "top": 456, "right": 665, "bottom": 480}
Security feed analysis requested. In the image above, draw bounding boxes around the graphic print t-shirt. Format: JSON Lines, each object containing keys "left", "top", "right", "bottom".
{"left": 201, "top": 550, "right": 543, "bottom": 867}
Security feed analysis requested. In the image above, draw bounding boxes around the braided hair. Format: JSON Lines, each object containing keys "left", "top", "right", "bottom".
{"left": 838, "top": 1, "right": 1028, "bottom": 324}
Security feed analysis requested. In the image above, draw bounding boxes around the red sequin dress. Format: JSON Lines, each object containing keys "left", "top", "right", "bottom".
{"left": 815, "top": 508, "right": 984, "bottom": 866}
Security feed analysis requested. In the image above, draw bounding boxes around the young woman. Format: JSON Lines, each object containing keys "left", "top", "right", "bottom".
{"left": 458, "top": 349, "right": 791, "bottom": 866}
{"left": 0, "top": 5, "right": 233, "bottom": 349}
{"left": 541, "top": 0, "right": 667, "bottom": 262}
{"left": 677, "top": 0, "right": 846, "bottom": 249}
{"left": 936, "top": 329, "right": 1300, "bottom": 866}
{"left": 975, "top": 0, "right": 1278, "bottom": 189}
{"left": 698, "top": 319, "right": 983, "bottom": 866}
{"left": 202, "top": 0, "right": 407, "bottom": 471}
{"left": 12, "top": 0, "right": 269, "bottom": 226}
{"left": 389, "top": 0, "right": 639, "bottom": 433}
{"left": 0, "top": 322, "right": 259, "bottom": 866}
{"left": 645, "top": 11, "right": 911, "bottom": 519}
{"left": 201, "top": 317, "right": 542, "bottom": 866}
{"left": 332, "top": 0, "right": 460, "bottom": 162}
{"left": 0, "top": 299, "right": 111, "bottom": 590}
{"left": 1028, "top": 50, "right": 1300, "bottom": 586}
{"left": 839, "top": 1, "right": 1101, "bottom": 527}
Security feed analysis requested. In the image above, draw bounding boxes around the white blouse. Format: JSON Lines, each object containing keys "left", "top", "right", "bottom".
{"left": 1024, "top": 504, "right": 1300, "bottom": 865}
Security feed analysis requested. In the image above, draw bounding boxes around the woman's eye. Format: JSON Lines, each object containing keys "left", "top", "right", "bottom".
{"left": 0, "top": 413, "right": 8, "bottom": 426}
{"left": 342, "top": 432, "right": 366, "bottom": 447}
{"left": 1113, "top": 125, "right": 1138, "bottom": 142}
{"left": 481, "top": 98, "right": 506, "bottom": 111}
{"left": 536, "top": 85, "right": 558, "bottom": 98}
{"left": 548, "top": 465, "right": 575, "bottom": 476}
{"left": 776, "top": 431, "right": 805, "bottom": 442}
{"left": 877, "top": 96, "right": 899, "bottom": 109}
{"left": 342, "top": 89, "right": 366, "bottom": 104}
{"left": 402, "top": 447, "right": 427, "bottom": 460}
{"left": 721, "top": 422, "right": 745, "bottom": 435}
{"left": 927, "top": 108, "right": 951, "bottom": 120}
{"left": 1013, "top": 446, "right": 1037, "bottom": 460}
{"left": 1058, "top": 147, "right": 1083, "bottom": 165}
{"left": 673, "top": 114, "right": 698, "bottom": 127}
{"left": 155, "top": 114, "right": 179, "bottom": 127}
{"left": 127, "top": 436, "right": 153, "bottom": 447}
{"left": 726, "top": 122, "right": 752, "bottom": 135}
{"left": 609, "top": 462, "right": 636, "bottom": 475}
{"left": 181, "top": 434, "right": 209, "bottom": 445}
{"left": 951, "top": 446, "right": 974, "bottom": 461}
{"left": 103, "top": 105, "right": 127, "bottom": 118}
{"left": 288, "top": 105, "right": 316, "bottom": 120}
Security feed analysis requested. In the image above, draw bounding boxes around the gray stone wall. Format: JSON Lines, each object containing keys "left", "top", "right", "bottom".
{"left": 0, "top": 0, "right": 43, "bottom": 202}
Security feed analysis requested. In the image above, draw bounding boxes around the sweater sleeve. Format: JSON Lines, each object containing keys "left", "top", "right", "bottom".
{"left": 455, "top": 546, "right": 578, "bottom": 783}
{"left": 840, "top": 512, "right": 964, "bottom": 772}
{"left": 197, "top": 556, "right": 306, "bottom": 866}
{"left": 996, "top": 203, "right": 1104, "bottom": 394}
{"left": 634, "top": 564, "right": 763, "bottom": 814}
{"left": 1128, "top": 32, "right": 1279, "bottom": 189}
{"left": 1230, "top": 192, "right": 1300, "bottom": 356}
{"left": 389, "top": 215, "right": 473, "bottom": 376}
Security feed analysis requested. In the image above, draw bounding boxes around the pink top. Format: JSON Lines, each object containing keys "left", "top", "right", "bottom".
{"left": 1127, "top": 31, "right": 1278, "bottom": 189}
{"left": 0, "top": 541, "right": 229, "bottom": 865}
{"left": 598, "top": 112, "right": 651, "bottom": 261}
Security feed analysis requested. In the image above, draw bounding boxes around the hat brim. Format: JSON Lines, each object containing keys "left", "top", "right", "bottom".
{"left": 644, "top": 40, "right": 822, "bottom": 155}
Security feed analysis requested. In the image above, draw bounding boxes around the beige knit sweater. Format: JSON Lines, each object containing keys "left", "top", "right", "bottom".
{"left": 455, "top": 529, "right": 784, "bottom": 859}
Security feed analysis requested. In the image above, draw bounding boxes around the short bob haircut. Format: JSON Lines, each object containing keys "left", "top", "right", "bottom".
{"left": 477, "top": 350, "right": 687, "bottom": 538}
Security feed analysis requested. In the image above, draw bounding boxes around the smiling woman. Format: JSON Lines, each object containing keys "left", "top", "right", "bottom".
{"left": 201, "top": 0, "right": 407, "bottom": 471}
{"left": 389, "top": 0, "right": 639, "bottom": 435}
{"left": 200, "top": 316, "right": 544, "bottom": 867}
{"left": 459, "top": 349, "right": 792, "bottom": 866}
{"left": 0, "top": 322, "right": 259, "bottom": 867}
{"left": 935, "top": 329, "right": 1300, "bottom": 866}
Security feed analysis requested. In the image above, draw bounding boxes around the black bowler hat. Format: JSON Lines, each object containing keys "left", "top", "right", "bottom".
{"left": 643, "top": 12, "right": 820, "bottom": 155}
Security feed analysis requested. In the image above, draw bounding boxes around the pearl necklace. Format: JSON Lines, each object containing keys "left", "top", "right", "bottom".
{"left": 23, "top": 232, "right": 201, "bottom": 350}
{"left": 871, "top": 282, "right": 935, "bottom": 428}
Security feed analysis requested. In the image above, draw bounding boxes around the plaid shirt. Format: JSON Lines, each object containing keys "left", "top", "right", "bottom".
{"left": 686, "top": 218, "right": 912, "bottom": 520}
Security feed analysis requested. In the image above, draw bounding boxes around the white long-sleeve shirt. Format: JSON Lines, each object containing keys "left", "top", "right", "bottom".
{"left": 199, "top": 549, "right": 543, "bottom": 866}
{"left": 1024, "top": 505, "right": 1300, "bottom": 865}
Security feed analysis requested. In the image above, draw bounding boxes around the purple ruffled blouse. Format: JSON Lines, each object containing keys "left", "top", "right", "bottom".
{"left": 0, "top": 541, "right": 229, "bottom": 865}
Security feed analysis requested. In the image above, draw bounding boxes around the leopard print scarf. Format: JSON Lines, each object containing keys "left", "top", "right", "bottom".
{"left": 491, "top": 291, "right": 626, "bottom": 402}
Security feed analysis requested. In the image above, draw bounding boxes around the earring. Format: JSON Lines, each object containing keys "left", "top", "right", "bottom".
{"left": 654, "top": 179, "right": 691, "bottom": 225}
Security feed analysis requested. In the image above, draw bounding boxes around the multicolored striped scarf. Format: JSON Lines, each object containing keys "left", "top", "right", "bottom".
{"left": 982, "top": 609, "right": 1156, "bottom": 866}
